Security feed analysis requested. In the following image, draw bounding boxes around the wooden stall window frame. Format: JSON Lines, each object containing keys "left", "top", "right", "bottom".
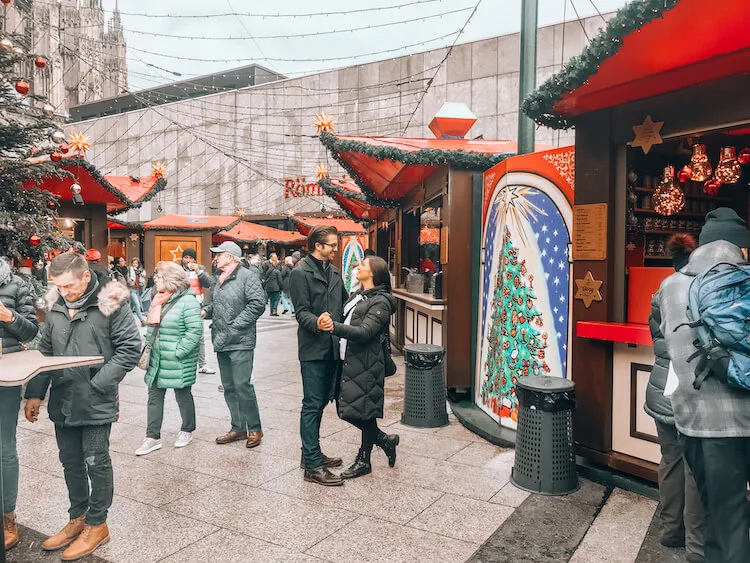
{"left": 431, "top": 318, "right": 442, "bottom": 345}
{"left": 416, "top": 311, "right": 429, "bottom": 344}
{"left": 630, "top": 362, "right": 659, "bottom": 444}
{"left": 405, "top": 306, "right": 415, "bottom": 342}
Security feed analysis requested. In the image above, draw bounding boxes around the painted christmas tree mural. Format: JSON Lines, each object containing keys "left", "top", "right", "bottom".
{"left": 481, "top": 227, "right": 549, "bottom": 422}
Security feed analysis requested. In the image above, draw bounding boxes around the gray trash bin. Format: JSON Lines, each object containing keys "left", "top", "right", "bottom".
{"left": 511, "top": 376, "right": 578, "bottom": 495}
{"left": 401, "top": 344, "right": 448, "bottom": 428}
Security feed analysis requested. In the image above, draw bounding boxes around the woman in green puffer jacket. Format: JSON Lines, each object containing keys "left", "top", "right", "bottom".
{"left": 135, "top": 261, "right": 202, "bottom": 456}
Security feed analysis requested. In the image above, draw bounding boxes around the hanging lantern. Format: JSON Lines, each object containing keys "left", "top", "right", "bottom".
{"left": 704, "top": 178, "right": 722, "bottom": 196}
{"left": 714, "top": 146, "right": 741, "bottom": 184}
{"left": 151, "top": 161, "right": 167, "bottom": 178}
{"left": 315, "top": 163, "right": 328, "bottom": 180}
{"left": 51, "top": 130, "right": 65, "bottom": 144}
{"left": 737, "top": 148, "right": 750, "bottom": 166}
{"left": 653, "top": 166, "right": 685, "bottom": 216}
{"left": 0, "top": 39, "right": 12, "bottom": 52}
{"left": 34, "top": 56, "right": 47, "bottom": 69}
{"left": 50, "top": 151, "right": 62, "bottom": 162}
{"left": 689, "top": 144, "right": 713, "bottom": 182}
{"left": 42, "top": 103, "right": 55, "bottom": 117}
{"left": 14, "top": 80, "right": 29, "bottom": 96}
{"left": 313, "top": 113, "right": 335, "bottom": 134}
{"left": 677, "top": 165, "right": 693, "bottom": 183}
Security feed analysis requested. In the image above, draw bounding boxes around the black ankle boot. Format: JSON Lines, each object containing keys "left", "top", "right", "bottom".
{"left": 376, "top": 432, "right": 400, "bottom": 468}
{"left": 341, "top": 449, "right": 372, "bottom": 479}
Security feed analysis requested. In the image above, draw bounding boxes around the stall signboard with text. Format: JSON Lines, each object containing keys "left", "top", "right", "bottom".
{"left": 284, "top": 178, "right": 325, "bottom": 198}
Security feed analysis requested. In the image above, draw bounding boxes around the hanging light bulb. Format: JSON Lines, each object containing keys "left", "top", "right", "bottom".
{"left": 689, "top": 144, "right": 713, "bottom": 182}
{"left": 70, "top": 183, "right": 84, "bottom": 206}
{"left": 714, "top": 146, "right": 741, "bottom": 184}
{"left": 653, "top": 166, "right": 685, "bottom": 216}
{"left": 51, "top": 130, "right": 65, "bottom": 144}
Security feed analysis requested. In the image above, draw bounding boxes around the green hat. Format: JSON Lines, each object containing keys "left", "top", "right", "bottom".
{"left": 699, "top": 207, "right": 750, "bottom": 249}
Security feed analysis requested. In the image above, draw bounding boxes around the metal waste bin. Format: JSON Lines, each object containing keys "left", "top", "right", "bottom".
{"left": 511, "top": 376, "right": 578, "bottom": 495}
{"left": 401, "top": 344, "right": 448, "bottom": 428}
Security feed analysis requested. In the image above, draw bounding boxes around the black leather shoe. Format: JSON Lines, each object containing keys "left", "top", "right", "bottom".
{"left": 377, "top": 433, "right": 400, "bottom": 468}
{"left": 304, "top": 468, "right": 344, "bottom": 486}
{"left": 300, "top": 454, "right": 343, "bottom": 470}
{"left": 341, "top": 450, "right": 372, "bottom": 479}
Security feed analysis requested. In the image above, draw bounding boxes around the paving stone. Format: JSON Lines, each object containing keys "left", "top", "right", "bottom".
{"left": 635, "top": 515, "right": 690, "bottom": 563}
{"left": 6, "top": 524, "right": 108, "bottom": 563}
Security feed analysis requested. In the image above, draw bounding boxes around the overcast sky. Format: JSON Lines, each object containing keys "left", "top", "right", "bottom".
{"left": 99, "top": 0, "right": 630, "bottom": 91}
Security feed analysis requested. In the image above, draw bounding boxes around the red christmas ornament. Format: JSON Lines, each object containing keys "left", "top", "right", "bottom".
{"left": 704, "top": 178, "right": 722, "bottom": 196}
{"left": 738, "top": 148, "right": 750, "bottom": 166}
{"left": 677, "top": 165, "right": 693, "bottom": 183}
{"left": 50, "top": 151, "right": 62, "bottom": 162}
{"left": 48, "top": 200, "right": 57, "bottom": 209}
{"left": 29, "top": 235, "right": 41, "bottom": 247}
{"left": 60, "top": 144, "right": 70, "bottom": 154}
{"left": 1, "top": 0, "right": 12, "bottom": 5}
{"left": 34, "top": 56, "right": 47, "bottom": 69}
{"left": 14, "top": 80, "right": 29, "bottom": 96}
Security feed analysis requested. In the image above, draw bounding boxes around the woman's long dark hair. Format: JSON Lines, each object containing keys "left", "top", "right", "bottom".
{"left": 366, "top": 256, "right": 391, "bottom": 292}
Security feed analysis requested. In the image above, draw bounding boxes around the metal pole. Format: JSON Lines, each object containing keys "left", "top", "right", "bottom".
{"left": 517, "top": 0, "right": 539, "bottom": 155}
{"left": 1, "top": 413, "right": 5, "bottom": 563}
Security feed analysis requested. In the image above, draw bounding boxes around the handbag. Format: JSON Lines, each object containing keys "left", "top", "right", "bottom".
{"left": 382, "top": 328, "right": 397, "bottom": 377}
{"left": 137, "top": 298, "right": 178, "bottom": 370}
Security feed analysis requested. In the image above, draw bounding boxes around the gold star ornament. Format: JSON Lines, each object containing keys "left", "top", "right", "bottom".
{"left": 152, "top": 161, "right": 167, "bottom": 178}
{"left": 313, "top": 113, "right": 335, "bottom": 135}
{"left": 631, "top": 115, "right": 664, "bottom": 154}
{"left": 67, "top": 132, "right": 92, "bottom": 154}
{"left": 315, "top": 163, "right": 329, "bottom": 180}
{"left": 575, "top": 271, "right": 603, "bottom": 308}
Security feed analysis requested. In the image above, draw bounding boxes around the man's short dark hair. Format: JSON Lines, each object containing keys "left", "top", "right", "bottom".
{"left": 308, "top": 225, "right": 338, "bottom": 251}
{"left": 49, "top": 253, "right": 89, "bottom": 278}
{"left": 364, "top": 249, "right": 376, "bottom": 257}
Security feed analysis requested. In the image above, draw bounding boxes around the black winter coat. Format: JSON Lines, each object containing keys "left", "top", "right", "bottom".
{"left": 644, "top": 298, "right": 674, "bottom": 425}
{"left": 265, "top": 264, "right": 282, "bottom": 293}
{"left": 25, "top": 271, "right": 141, "bottom": 427}
{"left": 333, "top": 287, "right": 397, "bottom": 421}
{"left": 204, "top": 263, "right": 265, "bottom": 352}
{"left": 0, "top": 274, "right": 39, "bottom": 354}
{"left": 290, "top": 256, "right": 348, "bottom": 361}
{"left": 280, "top": 265, "right": 292, "bottom": 294}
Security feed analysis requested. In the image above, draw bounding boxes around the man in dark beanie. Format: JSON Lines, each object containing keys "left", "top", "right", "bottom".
{"left": 654, "top": 207, "right": 750, "bottom": 562}
{"left": 181, "top": 248, "right": 215, "bottom": 375}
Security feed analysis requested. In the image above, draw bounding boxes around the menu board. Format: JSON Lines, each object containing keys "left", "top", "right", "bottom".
{"left": 573, "top": 203, "right": 607, "bottom": 261}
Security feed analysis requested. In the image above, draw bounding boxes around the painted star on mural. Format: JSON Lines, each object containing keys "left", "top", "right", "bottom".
{"left": 169, "top": 244, "right": 184, "bottom": 262}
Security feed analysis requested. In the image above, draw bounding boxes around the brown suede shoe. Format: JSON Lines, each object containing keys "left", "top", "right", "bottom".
{"left": 246, "top": 431, "right": 263, "bottom": 448}
{"left": 61, "top": 523, "right": 110, "bottom": 561}
{"left": 215, "top": 430, "right": 247, "bottom": 445}
{"left": 299, "top": 454, "right": 343, "bottom": 470}
{"left": 4, "top": 513, "right": 19, "bottom": 550}
{"left": 42, "top": 515, "right": 86, "bottom": 551}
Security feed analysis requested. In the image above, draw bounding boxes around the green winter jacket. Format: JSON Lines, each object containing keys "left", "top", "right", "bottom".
{"left": 144, "top": 290, "right": 202, "bottom": 389}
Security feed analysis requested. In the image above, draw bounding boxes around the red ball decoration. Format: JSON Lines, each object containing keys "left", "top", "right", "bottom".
{"left": 50, "top": 151, "right": 62, "bottom": 162}
{"left": 677, "top": 165, "right": 693, "bottom": 183}
{"left": 29, "top": 235, "right": 41, "bottom": 247}
{"left": 0, "top": 0, "right": 12, "bottom": 5}
{"left": 738, "top": 148, "right": 750, "bottom": 166}
{"left": 34, "top": 56, "right": 47, "bottom": 69}
{"left": 14, "top": 80, "right": 29, "bottom": 96}
{"left": 60, "top": 144, "right": 70, "bottom": 154}
{"left": 704, "top": 178, "right": 722, "bottom": 196}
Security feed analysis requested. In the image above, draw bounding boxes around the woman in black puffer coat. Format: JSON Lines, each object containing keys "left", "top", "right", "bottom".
{"left": 322, "top": 256, "right": 399, "bottom": 479}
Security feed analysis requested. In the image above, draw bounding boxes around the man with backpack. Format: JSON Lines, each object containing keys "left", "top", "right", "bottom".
{"left": 655, "top": 207, "right": 750, "bottom": 563}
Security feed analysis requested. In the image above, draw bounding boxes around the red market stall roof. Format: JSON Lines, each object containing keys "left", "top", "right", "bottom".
{"left": 144, "top": 214, "right": 240, "bottom": 231}
{"left": 522, "top": 0, "right": 750, "bottom": 129}
{"left": 290, "top": 216, "right": 366, "bottom": 237}
{"left": 318, "top": 176, "right": 388, "bottom": 222}
{"left": 107, "top": 219, "right": 143, "bottom": 231}
{"left": 215, "top": 221, "right": 306, "bottom": 245}
{"left": 319, "top": 131, "right": 526, "bottom": 202}
{"left": 27, "top": 156, "right": 167, "bottom": 214}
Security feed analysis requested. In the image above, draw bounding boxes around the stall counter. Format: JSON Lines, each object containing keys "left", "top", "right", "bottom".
{"left": 392, "top": 288, "right": 445, "bottom": 347}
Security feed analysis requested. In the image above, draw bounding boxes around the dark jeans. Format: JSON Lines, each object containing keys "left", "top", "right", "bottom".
{"left": 268, "top": 291, "right": 281, "bottom": 314}
{"left": 55, "top": 424, "right": 113, "bottom": 526}
{"left": 682, "top": 435, "right": 750, "bottom": 563}
{"left": 300, "top": 359, "right": 337, "bottom": 470}
{"left": 0, "top": 386, "right": 21, "bottom": 513}
{"left": 344, "top": 418, "right": 382, "bottom": 454}
{"left": 217, "top": 350, "right": 262, "bottom": 433}
{"left": 146, "top": 386, "right": 196, "bottom": 439}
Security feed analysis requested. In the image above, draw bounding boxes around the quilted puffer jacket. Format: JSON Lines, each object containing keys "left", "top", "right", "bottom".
{"left": 0, "top": 273, "right": 38, "bottom": 354}
{"left": 203, "top": 263, "right": 265, "bottom": 352}
{"left": 644, "top": 298, "right": 673, "bottom": 425}
{"left": 144, "top": 290, "right": 202, "bottom": 389}
{"left": 332, "top": 286, "right": 397, "bottom": 421}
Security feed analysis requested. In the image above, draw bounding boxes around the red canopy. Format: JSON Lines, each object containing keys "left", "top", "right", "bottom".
{"left": 215, "top": 221, "right": 305, "bottom": 245}
{"left": 107, "top": 219, "right": 142, "bottom": 231}
{"left": 553, "top": 0, "right": 750, "bottom": 119}
{"left": 290, "top": 216, "right": 366, "bottom": 236}
{"left": 144, "top": 214, "right": 240, "bottom": 231}
{"left": 319, "top": 177, "right": 386, "bottom": 222}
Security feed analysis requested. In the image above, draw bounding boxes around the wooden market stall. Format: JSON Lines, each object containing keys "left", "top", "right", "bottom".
{"left": 522, "top": 0, "right": 750, "bottom": 480}
{"left": 214, "top": 220, "right": 306, "bottom": 258}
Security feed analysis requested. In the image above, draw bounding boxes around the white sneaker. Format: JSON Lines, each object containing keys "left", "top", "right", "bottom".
{"left": 174, "top": 431, "right": 193, "bottom": 448}
{"left": 198, "top": 366, "right": 215, "bottom": 374}
{"left": 135, "top": 437, "right": 162, "bottom": 456}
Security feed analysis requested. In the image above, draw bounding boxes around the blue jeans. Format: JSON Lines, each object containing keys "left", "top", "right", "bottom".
{"left": 268, "top": 292, "right": 281, "bottom": 315}
{"left": 0, "top": 386, "right": 21, "bottom": 513}
{"left": 281, "top": 292, "right": 294, "bottom": 313}
{"left": 130, "top": 289, "right": 144, "bottom": 321}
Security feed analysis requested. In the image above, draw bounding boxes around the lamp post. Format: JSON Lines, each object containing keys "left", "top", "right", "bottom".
{"left": 517, "top": 0, "right": 539, "bottom": 155}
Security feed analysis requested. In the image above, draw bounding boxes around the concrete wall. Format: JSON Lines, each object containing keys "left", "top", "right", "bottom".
{"left": 69, "top": 14, "right": 611, "bottom": 220}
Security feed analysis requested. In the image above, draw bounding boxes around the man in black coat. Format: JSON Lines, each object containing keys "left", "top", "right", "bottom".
{"left": 290, "top": 226, "right": 348, "bottom": 486}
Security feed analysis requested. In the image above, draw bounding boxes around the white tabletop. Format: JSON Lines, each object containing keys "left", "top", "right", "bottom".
{"left": 0, "top": 350, "right": 104, "bottom": 387}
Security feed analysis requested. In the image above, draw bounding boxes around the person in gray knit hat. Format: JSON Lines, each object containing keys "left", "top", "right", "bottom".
{"left": 653, "top": 207, "right": 749, "bottom": 563}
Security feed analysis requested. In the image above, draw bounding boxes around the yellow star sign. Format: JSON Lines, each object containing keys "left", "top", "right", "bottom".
{"left": 631, "top": 115, "right": 664, "bottom": 154}
{"left": 169, "top": 244, "right": 184, "bottom": 263}
{"left": 575, "top": 271, "right": 603, "bottom": 308}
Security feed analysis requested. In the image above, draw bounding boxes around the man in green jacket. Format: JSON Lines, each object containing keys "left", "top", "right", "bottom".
{"left": 24, "top": 253, "right": 141, "bottom": 561}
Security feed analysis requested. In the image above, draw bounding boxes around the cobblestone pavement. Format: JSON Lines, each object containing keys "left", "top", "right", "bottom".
{"left": 9, "top": 312, "right": 674, "bottom": 562}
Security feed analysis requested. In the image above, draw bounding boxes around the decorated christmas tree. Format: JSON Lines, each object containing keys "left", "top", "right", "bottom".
{"left": 482, "top": 227, "right": 549, "bottom": 421}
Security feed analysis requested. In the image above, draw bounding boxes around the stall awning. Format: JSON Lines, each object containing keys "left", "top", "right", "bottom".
{"left": 290, "top": 216, "right": 366, "bottom": 236}
{"left": 107, "top": 219, "right": 143, "bottom": 231}
{"left": 318, "top": 176, "right": 388, "bottom": 222}
{"left": 523, "top": 0, "right": 750, "bottom": 129}
{"left": 215, "top": 221, "right": 305, "bottom": 245}
{"left": 27, "top": 156, "right": 167, "bottom": 214}
{"left": 319, "top": 131, "right": 520, "bottom": 202}
{"left": 144, "top": 214, "right": 240, "bottom": 231}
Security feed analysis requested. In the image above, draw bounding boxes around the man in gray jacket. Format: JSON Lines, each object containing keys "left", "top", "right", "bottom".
{"left": 203, "top": 241, "right": 266, "bottom": 448}
{"left": 656, "top": 208, "right": 750, "bottom": 563}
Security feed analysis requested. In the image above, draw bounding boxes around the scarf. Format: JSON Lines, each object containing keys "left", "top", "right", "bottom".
{"left": 63, "top": 275, "right": 100, "bottom": 310}
{"left": 147, "top": 290, "right": 174, "bottom": 325}
{"left": 219, "top": 262, "right": 239, "bottom": 285}
{"left": 0, "top": 258, "right": 11, "bottom": 287}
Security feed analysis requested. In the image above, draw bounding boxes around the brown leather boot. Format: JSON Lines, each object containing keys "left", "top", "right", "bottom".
{"left": 3, "top": 513, "right": 19, "bottom": 550}
{"left": 215, "top": 430, "right": 247, "bottom": 445}
{"left": 61, "top": 523, "right": 110, "bottom": 561}
{"left": 246, "top": 431, "right": 263, "bottom": 448}
{"left": 42, "top": 515, "right": 85, "bottom": 551}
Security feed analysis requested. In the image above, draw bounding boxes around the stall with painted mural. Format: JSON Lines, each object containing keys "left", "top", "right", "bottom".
{"left": 476, "top": 148, "right": 575, "bottom": 428}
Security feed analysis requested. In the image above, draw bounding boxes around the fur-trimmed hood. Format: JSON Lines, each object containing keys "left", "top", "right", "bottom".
{"left": 44, "top": 271, "right": 131, "bottom": 317}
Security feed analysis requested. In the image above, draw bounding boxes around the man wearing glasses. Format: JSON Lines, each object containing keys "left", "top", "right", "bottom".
{"left": 290, "top": 226, "right": 348, "bottom": 486}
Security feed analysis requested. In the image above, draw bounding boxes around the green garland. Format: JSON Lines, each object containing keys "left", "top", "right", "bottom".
{"left": 290, "top": 215, "right": 364, "bottom": 237}
{"left": 318, "top": 176, "right": 392, "bottom": 225}
{"left": 144, "top": 217, "right": 242, "bottom": 232}
{"left": 521, "top": 0, "right": 680, "bottom": 130}
{"left": 319, "top": 131, "right": 511, "bottom": 205}
{"left": 107, "top": 218, "right": 144, "bottom": 230}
